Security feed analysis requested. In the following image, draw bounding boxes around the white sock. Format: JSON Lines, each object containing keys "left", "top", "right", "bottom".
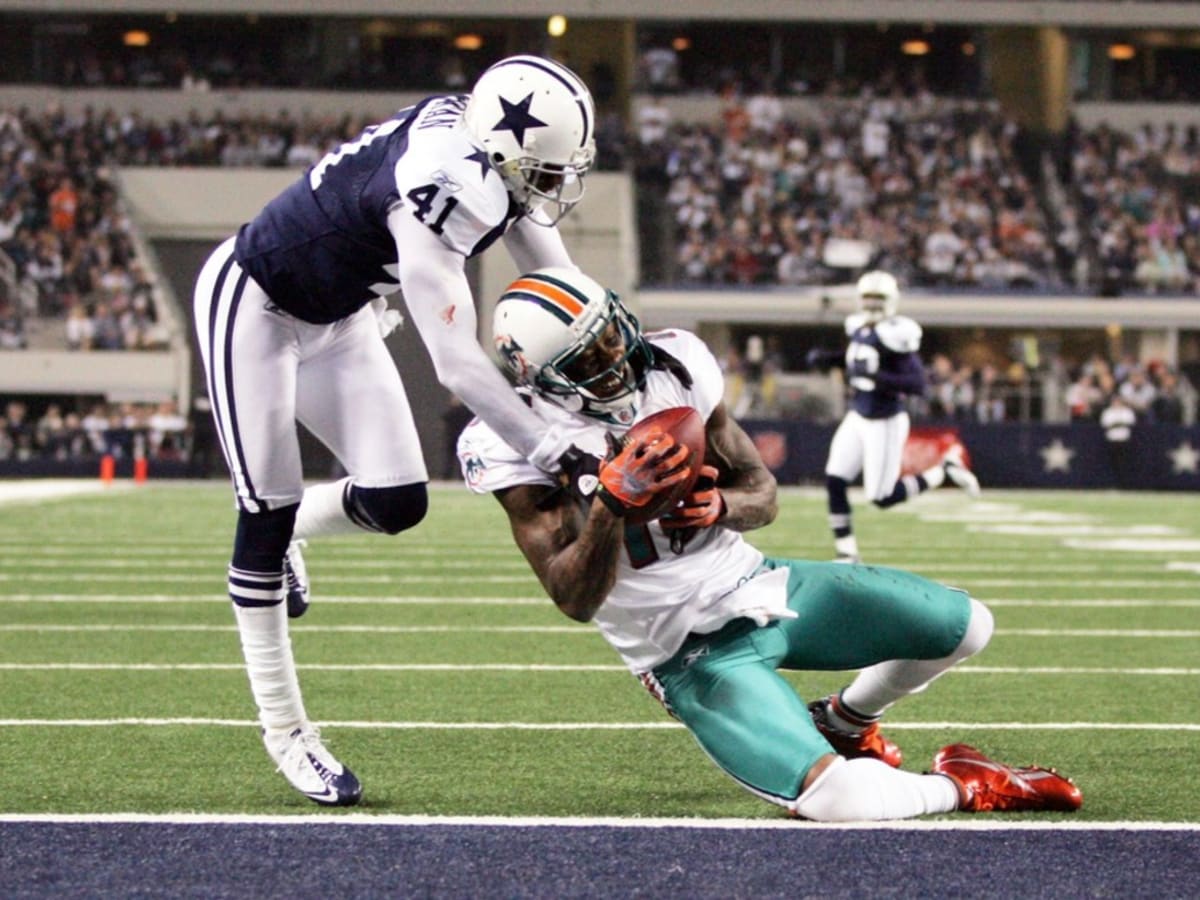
{"left": 834, "top": 535, "right": 860, "bottom": 558}
{"left": 841, "top": 598, "right": 995, "bottom": 717}
{"left": 233, "top": 602, "right": 308, "bottom": 732}
{"left": 293, "top": 477, "right": 362, "bottom": 539}
{"left": 794, "top": 757, "right": 961, "bottom": 821}
{"left": 922, "top": 461, "right": 947, "bottom": 490}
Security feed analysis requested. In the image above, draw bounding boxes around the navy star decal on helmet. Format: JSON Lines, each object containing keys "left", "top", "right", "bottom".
{"left": 464, "top": 55, "right": 596, "bottom": 224}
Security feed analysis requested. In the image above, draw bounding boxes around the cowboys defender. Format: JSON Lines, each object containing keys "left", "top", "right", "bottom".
{"left": 456, "top": 267, "right": 1080, "bottom": 820}
{"left": 809, "top": 271, "right": 980, "bottom": 563}
{"left": 193, "top": 55, "right": 597, "bottom": 806}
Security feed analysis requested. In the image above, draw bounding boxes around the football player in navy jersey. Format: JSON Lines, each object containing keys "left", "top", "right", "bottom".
{"left": 192, "top": 55, "right": 598, "bottom": 806}
{"left": 808, "top": 271, "right": 980, "bottom": 563}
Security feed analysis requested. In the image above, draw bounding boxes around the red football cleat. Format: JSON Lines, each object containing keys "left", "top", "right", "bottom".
{"left": 808, "top": 694, "right": 903, "bottom": 768}
{"left": 932, "top": 743, "right": 1083, "bottom": 812}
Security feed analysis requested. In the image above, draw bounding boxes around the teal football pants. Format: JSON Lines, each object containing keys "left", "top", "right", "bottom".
{"left": 648, "top": 559, "right": 971, "bottom": 804}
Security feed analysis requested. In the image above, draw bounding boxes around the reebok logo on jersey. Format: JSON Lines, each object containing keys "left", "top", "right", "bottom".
{"left": 431, "top": 169, "right": 462, "bottom": 193}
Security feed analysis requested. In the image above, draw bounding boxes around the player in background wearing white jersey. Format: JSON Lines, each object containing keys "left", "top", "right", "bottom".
{"left": 457, "top": 268, "right": 1081, "bottom": 821}
{"left": 807, "top": 270, "right": 981, "bottom": 564}
{"left": 193, "top": 55, "right": 600, "bottom": 805}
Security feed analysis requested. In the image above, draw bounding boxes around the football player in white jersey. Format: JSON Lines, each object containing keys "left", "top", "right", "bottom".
{"left": 457, "top": 268, "right": 1081, "bottom": 821}
{"left": 809, "top": 270, "right": 980, "bottom": 563}
{"left": 192, "top": 55, "right": 600, "bottom": 806}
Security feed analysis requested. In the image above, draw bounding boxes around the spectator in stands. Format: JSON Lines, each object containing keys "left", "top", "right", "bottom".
{"left": 1151, "top": 369, "right": 1185, "bottom": 424}
{"left": 0, "top": 301, "right": 25, "bottom": 349}
{"left": 1118, "top": 365, "right": 1157, "bottom": 420}
{"left": 63, "top": 301, "right": 93, "bottom": 350}
{"left": 3, "top": 401, "right": 34, "bottom": 460}
{"left": 1066, "top": 370, "right": 1104, "bottom": 421}
{"left": 147, "top": 400, "right": 188, "bottom": 460}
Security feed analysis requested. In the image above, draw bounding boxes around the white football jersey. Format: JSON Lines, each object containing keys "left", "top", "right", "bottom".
{"left": 458, "top": 329, "right": 768, "bottom": 672}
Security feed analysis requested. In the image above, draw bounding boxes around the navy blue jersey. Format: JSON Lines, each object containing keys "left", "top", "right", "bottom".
{"left": 235, "top": 94, "right": 520, "bottom": 324}
{"left": 843, "top": 313, "right": 926, "bottom": 419}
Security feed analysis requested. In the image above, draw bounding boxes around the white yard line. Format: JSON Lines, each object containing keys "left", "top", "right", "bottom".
{"left": 2, "top": 624, "right": 1198, "bottom": 639}
{"left": 1, "top": 662, "right": 1196, "bottom": 675}
{"left": 1, "top": 716, "right": 1198, "bottom": 732}
{"left": 0, "top": 811, "right": 1195, "bottom": 831}
{"left": 0, "top": 480, "right": 130, "bottom": 506}
{"left": 0, "top": 594, "right": 549, "bottom": 604}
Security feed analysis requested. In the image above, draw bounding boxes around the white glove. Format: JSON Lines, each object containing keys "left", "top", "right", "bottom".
{"left": 371, "top": 297, "right": 404, "bottom": 338}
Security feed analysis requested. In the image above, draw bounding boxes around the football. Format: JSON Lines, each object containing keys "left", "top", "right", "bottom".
{"left": 621, "top": 406, "right": 706, "bottom": 525}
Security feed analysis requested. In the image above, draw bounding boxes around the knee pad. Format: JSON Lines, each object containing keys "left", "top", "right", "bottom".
{"left": 345, "top": 482, "right": 428, "bottom": 535}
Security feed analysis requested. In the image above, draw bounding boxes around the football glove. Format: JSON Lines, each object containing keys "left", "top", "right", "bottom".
{"left": 595, "top": 428, "right": 691, "bottom": 517}
{"left": 659, "top": 465, "right": 724, "bottom": 531}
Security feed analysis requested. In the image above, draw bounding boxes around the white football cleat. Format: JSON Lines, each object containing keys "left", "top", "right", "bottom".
{"left": 263, "top": 725, "right": 362, "bottom": 807}
{"left": 942, "top": 445, "right": 981, "bottom": 498}
{"left": 284, "top": 539, "right": 309, "bottom": 618}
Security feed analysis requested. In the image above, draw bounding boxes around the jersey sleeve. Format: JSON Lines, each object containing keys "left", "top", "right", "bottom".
{"left": 457, "top": 417, "right": 556, "bottom": 495}
{"left": 391, "top": 132, "right": 512, "bottom": 258}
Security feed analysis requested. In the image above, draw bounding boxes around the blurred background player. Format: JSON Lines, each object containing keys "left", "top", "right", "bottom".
{"left": 457, "top": 267, "right": 1081, "bottom": 821}
{"left": 192, "top": 55, "right": 598, "bottom": 806}
{"left": 807, "top": 270, "right": 981, "bottom": 563}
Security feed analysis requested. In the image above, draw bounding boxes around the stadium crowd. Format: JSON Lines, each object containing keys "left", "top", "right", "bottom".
{"left": 0, "top": 397, "right": 190, "bottom": 463}
{"left": 634, "top": 86, "right": 1200, "bottom": 294}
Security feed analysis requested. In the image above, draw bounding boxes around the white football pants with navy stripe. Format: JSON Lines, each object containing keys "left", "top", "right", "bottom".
{"left": 193, "top": 236, "right": 428, "bottom": 513}
{"left": 824, "top": 410, "right": 910, "bottom": 502}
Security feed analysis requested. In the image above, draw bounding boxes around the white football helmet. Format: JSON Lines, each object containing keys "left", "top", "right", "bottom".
{"left": 463, "top": 55, "right": 596, "bottom": 225}
{"left": 855, "top": 270, "right": 900, "bottom": 321}
{"left": 492, "top": 267, "right": 652, "bottom": 425}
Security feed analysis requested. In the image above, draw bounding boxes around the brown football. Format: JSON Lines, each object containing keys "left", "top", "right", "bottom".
{"left": 622, "top": 406, "right": 706, "bottom": 525}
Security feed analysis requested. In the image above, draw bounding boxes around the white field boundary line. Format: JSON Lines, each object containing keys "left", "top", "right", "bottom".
{"left": 0, "top": 594, "right": 551, "bottom": 605}
{"left": 3, "top": 595, "right": 1200, "bottom": 608}
{"left": 2, "top": 717, "right": 1199, "bottom": 734}
{"left": 2, "top": 578, "right": 1200, "bottom": 592}
{"left": 2, "top": 625, "right": 1199, "bottom": 639}
{"left": 0, "top": 812, "right": 1196, "bottom": 832}
{"left": 0, "top": 558, "right": 1179, "bottom": 574}
{"left": 0, "top": 573, "right": 539, "bottom": 584}
{"left": 0, "top": 572, "right": 1197, "bottom": 588}
{"left": 2, "top": 662, "right": 1198, "bottom": 676}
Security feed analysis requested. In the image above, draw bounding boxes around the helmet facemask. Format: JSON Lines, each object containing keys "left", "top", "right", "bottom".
{"left": 854, "top": 270, "right": 900, "bottom": 321}
{"left": 493, "top": 268, "right": 651, "bottom": 427}
{"left": 495, "top": 145, "right": 594, "bottom": 225}
{"left": 535, "top": 291, "right": 651, "bottom": 425}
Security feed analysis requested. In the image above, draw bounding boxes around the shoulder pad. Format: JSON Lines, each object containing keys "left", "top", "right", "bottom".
{"left": 844, "top": 313, "right": 869, "bottom": 336}
{"left": 875, "top": 316, "right": 922, "bottom": 353}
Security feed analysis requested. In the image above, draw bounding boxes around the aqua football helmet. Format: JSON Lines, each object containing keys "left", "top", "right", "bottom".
{"left": 492, "top": 268, "right": 652, "bottom": 426}
{"left": 855, "top": 270, "right": 900, "bottom": 321}
{"left": 463, "top": 55, "right": 596, "bottom": 225}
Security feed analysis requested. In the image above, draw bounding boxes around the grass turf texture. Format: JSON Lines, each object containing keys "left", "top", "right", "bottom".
{"left": 1, "top": 481, "right": 1197, "bottom": 821}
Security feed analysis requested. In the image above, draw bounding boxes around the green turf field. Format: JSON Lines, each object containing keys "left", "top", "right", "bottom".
{"left": 1, "top": 481, "right": 1196, "bottom": 821}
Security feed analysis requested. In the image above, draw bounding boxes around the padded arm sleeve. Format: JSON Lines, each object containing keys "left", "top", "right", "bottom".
{"left": 501, "top": 211, "right": 576, "bottom": 274}
{"left": 391, "top": 207, "right": 562, "bottom": 466}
